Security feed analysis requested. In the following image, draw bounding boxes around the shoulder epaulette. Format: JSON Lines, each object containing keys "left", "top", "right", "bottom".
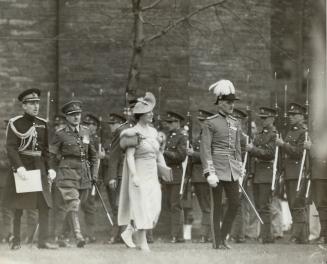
{"left": 9, "top": 115, "right": 23, "bottom": 123}
{"left": 228, "top": 115, "right": 237, "bottom": 121}
{"left": 35, "top": 116, "right": 47, "bottom": 123}
{"left": 57, "top": 126, "right": 66, "bottom": 132}
{"left": 206, "top": 114, "right": 219, "bottom": 120}
{"left": 118, "top": 122, "right": 127, "bottom": 130}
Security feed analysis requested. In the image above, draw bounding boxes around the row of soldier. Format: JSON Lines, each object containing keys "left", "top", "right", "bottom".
{"left": 1, "top": 81, "right": 326, "bottom": 250}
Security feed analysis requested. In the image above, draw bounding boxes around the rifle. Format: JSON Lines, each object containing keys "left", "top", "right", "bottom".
{"left": 180, "top": 112, "right": 193, "bottom": 198}
{"left": 304, "top": 68, "right": 311, "bottom": 197}
{"left": 240, "top": 106, "right": 252, "bottom": 189}
{"left": 91, "top": 116, "right": 103, "bottom": 196}
{"left": 272, "top": 75, "right": 280, "bottom": 191}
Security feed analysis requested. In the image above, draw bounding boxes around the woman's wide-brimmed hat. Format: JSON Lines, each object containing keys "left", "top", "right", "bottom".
{"left": 132, "top": 92, "right": 156, "bottom": 114}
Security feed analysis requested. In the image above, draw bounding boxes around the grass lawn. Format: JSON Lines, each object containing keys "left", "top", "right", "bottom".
{"left": 0, "top": 241, "right": 326, "bottom": 264}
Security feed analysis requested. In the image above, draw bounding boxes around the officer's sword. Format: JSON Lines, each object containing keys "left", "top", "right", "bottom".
{"left": 238, "top": 183, "right": 264, "bottom": 224}
{"left": 94, "top": 184, "right": 114, "bottom": 226}
{"left": 29, "top": 223, "right": 39, "bottom": 248}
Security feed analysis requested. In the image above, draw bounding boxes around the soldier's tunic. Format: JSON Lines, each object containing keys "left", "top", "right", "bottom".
{"left": 105, "top": 121, "right": 134, "bottom": 240}
{"left": 282, "top": 124, "right": 308, "bottom": 242}
{"left": 250, "top": 125, "right": 277, "bottom": 242}
{"left": 0, "top": 145, "right": 13, "bottom": 240}
{"left": 50, "top": 124, "right": 97, "bottom": 210}
{"left": 4, "top": 113, "right": 53, "bottom": 244}
{"left": 309, "top": 140, "right": 327, "bottom": 241}
{"left": 191, "top": 135, "right": 210, "bottom": 238}
{"left": 49, "top": 124, "right": 97, "bottom": 241}
{"left": 163, "top": 128, "right": 187, "bottom": 239}
{"left": 200, "top": 111, "right": 242, "bottom": 248}
{"left": 81, "top": 133, "right": 101, "bottom": 238}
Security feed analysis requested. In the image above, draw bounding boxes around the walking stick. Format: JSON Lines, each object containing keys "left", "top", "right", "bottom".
{"left": 238, "top": 183, "right": 264, "bottom": 224}
{"left": 94, "top": 184, "right": 114, "bottom": 226}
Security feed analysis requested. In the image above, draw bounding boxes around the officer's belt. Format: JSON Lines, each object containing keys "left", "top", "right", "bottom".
{"left": 62, "top": 155, "right": 87, "bottom": 161}
{"left": 284, "top": 154, "right": 300, "bottom": 161}
{"left": 19, "top": 150, "right": 42, "bottom": 157}
{"left": 254, "top": 158, "right": 273, "bottom": 164}
{"left": 212, "top": 149, "right": 236, "bottom": 155}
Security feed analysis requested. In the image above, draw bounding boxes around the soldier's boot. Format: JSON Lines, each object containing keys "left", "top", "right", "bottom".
{"left": 298, "top": 222, "right": 309, "bottom": 244}
{"left": 54, "top": 211, "right": 71, "bottom": 248}
{"left": 261, "top": 224, "right": 274, "bottom": 244}
{"left": 85, "top": 225, "right": 96, "bottom": 243}
{"left": 70, "top": 212, "right": 85, "bottom": 248}
{"left": 146, "top": 229, "right": 154, "bottom": 244}
{"left": 11, "top": 210, "right": 23, "bottom": 250}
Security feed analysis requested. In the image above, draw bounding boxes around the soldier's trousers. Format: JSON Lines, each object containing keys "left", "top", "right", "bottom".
{"left": 54, "top": 186, "right": 89, "bottom": 237}
{"left": 285, "top": 180, "right": 308, "bottom": 242}
{"left": 12, "top": 193, "right": 49, "bottom": 244}
{"left": 193, "top": 183, "right": 210, "bottom": 237}
{"left": 210, "top": 180, "right": 240, "bottom": 248}
{"left": 81, "top": 193, "right": 97, "bottom": 236}
{"left": 165, "top": 184, "right": 184, "bottom": 238}
{"left": 253, "top": 183, "right": 273, "bottom": 241}
{"left": 106, "top": 179, "right": 122, "bottom": 240}
{"left": 312, "top": 179, "right": 327, "bottom": 239}
{"left": 0, "top": 187, "right": 13, "bottom": 238}
{"left": 230, "top": 194, "right": 246, "bottom": 240}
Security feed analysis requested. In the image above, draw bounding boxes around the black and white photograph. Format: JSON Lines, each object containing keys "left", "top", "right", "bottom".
{"left": 0, "top": 0, "right": 326, "bottom": 263}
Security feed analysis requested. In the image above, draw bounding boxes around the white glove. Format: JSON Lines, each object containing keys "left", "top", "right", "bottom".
{"left": 207, "top": 174, "right": 219, "bottom": 188}
{"left": 17, "top": 167, "right": 27, "bottom": 180}
{"left": 48, "top": 169, "right": 56, "bottom": 181}
{"left": 109, "top": 179, "right": 117, "bottom": 190}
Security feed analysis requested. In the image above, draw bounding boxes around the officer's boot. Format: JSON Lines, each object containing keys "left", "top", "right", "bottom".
{"left": 70, "top": 211, "right": 85, "bottom": 248}
{"left": 54, "top": 211, "right": 71, "bottom": 248}
{"left": 11, "top": 210, "right": 23, "bottom": 250}
{"left": 261, "top": 223, "right": 274, "bottom": 244}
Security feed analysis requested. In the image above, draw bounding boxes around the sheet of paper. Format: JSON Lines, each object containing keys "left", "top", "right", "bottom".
{"left": 14, "top": 169, "right": 43, "bottom": 193}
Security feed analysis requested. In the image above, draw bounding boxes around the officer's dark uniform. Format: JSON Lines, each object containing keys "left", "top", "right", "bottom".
{"left": 200, "top": 93, "right": 242, "bottom": 249}
{"left": 80, "top": 113, "right": 102, "bottom": 242}
{"left": 163, "top": 111, "right": 187, "bottom": 242}
{"left": 0, "top": 120, "right": 13, "bottom": 242}
{"left": 105, "top": 112, "right": 133, "bottom": 243}
{"left": 189, "top": 109, "right": 213, "bottom": 242}
{"left": 279, "top": 103, "right": 308, "bottom": 243}
{"left": 309, "top": 135, "right": 327, "bottom": 244}
{"left": 248, "top": 107, "right": 277, "bottom": 243}
{"left": 4, "top": 89, "right": 56, "bottom": 249}
{"left": 230, "top": 108, "right": 248, "bottom": 243}
{"left": 49, "top": 100, "right": 97, "bottom": 248}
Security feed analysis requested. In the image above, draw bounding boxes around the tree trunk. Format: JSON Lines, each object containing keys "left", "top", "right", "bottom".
{"left": 126, "top": 0, "right": 144, "bottom": 97}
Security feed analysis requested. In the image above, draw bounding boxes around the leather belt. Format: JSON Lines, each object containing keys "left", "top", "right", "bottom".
{"left": 19, "top": 150, "right": 42, "bottom": 157}
{"left": 212, "top": 149, "right": 236, "bottom": 155}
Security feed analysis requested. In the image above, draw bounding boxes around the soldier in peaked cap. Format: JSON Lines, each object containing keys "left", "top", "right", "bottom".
{"left": 4, "top": 88, "right": 58, "bottom": 250}
{"left": 245, "top": 107, "right": 277, "bottom": 243}
{"left": 106, "top": 105, "right": 136, "bottom": 245}
{"left": 276, "top": 102, "right": 309, "bottom": 244}
{"left": 54, "top": 114, "right": 66, "bottom": 131}
{"left": 80, "top": 112, "right": 105, "bottom": 243}
{"left": 186, "top": 109, "right": 214, "bottom": 243}
{"left": 230, "top": 107, "right": 248, "bottom": 244}
{"left": 49, "top": 100, "right": 97, "bottom": 248}
{"left": 200, "top": 79, "right": 242, "bottom": 249}
{"left": 162, "top": 111, "right": 187, "bottom": 243}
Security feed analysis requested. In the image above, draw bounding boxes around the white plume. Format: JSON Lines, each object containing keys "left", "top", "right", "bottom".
{"left": 209, "top": 79, "right": 235, "bottom": 96}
